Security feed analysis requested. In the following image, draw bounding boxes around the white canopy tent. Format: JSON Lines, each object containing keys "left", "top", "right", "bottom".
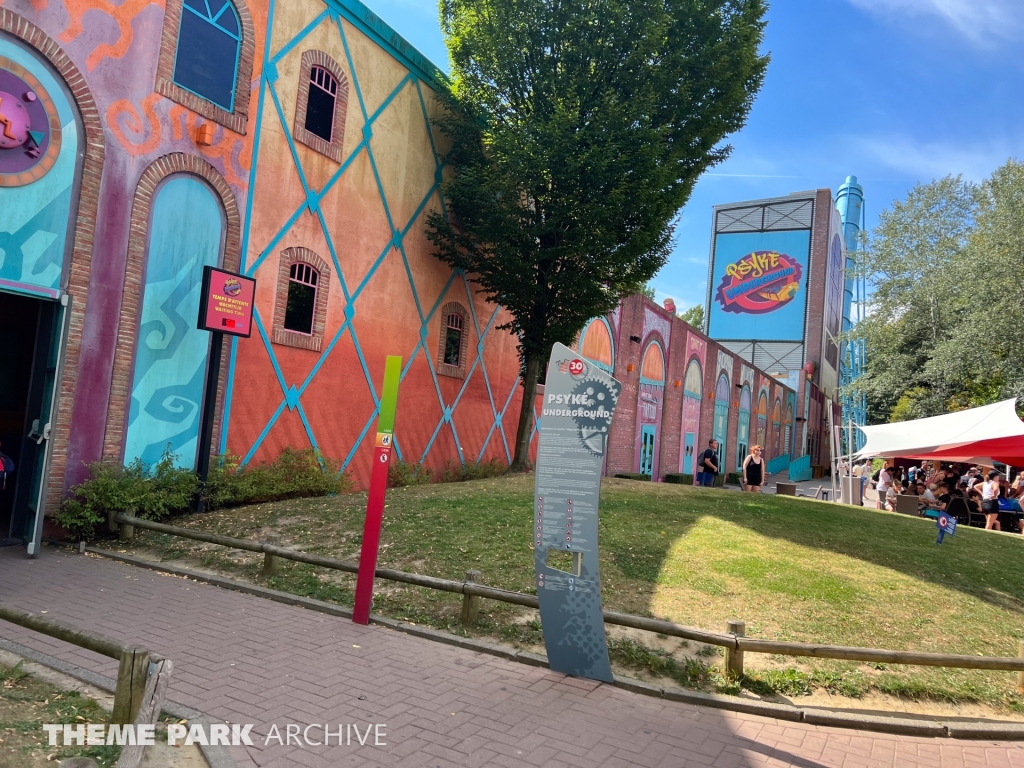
{"left": 854, "top": 398, "right": 1024, "bottom": 465}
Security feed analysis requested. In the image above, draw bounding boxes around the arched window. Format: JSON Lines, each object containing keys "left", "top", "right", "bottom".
{"left": 284, "top": 262, "right": 318, "bottom": 335}
{"left": 293, "top": 51, "right": 350, "bottom": 162}
{"left": 172, "top": 0, "right": 241, "bottom": 111}
{"left": 437, "top": 302, "right": 469, "bottom": 378}
{"left": 683, "top": 360, "right": 702, "bottom": 398}
{"left": 273, "top": 248, "right": 331, "bottom": 351}
{"left": 444, "top": 311, "right": 464, "bottom": 366}
{"left": 640, "top": 342, "right": 665, "bottom": 385}
{"left": 579, "top": 317, "right": 614, "bottom": 371}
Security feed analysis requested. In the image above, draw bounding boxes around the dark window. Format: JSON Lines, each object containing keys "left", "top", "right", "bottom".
{"left": 443, "top": 312, "right": 463, "bottom": 366}
{"left": 284, "top": 262, "right": 318, "bottom": 335}
{"left": 173, "top": 0, "right": 241, "bottom": 111}
{"left": 304, "top": 66, "right": 337, "bottom": 142}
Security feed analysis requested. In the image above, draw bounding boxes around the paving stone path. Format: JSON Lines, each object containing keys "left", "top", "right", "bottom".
{"left": 2, "top": 547, "right": 1023, "bottom": 767}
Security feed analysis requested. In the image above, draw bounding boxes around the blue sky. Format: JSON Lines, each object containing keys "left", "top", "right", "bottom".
{"left": 364, "top": 0, "right": 1024, "bottom": 313}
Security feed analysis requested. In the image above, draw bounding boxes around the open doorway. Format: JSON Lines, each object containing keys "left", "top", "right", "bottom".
{"left": 0, "top": 290, "right": 63, "bottom": 548}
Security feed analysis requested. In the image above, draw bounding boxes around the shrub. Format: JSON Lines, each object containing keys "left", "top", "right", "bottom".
{"left": 58, "top": 447, "right": 348, "bottom": 541}
{"left": 614, "top": 473, "right": 651, "bottom": 481}
{"left": 388, "top": 460, "right": 433, "bottom": 488}
{"left": 664, "top": 473, "right": 693, "bottom": 485}
{"left": 726, "top": 472, "right": 741, "bottom": 486}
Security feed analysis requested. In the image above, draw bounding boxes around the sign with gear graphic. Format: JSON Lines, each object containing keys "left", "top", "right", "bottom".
{"left": 533, "top": 342, "right": 622, "bottom": 682}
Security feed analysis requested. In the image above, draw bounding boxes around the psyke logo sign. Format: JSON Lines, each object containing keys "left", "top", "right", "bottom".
{"left": 714, "top": 250, "right": 803, "bottom": 315}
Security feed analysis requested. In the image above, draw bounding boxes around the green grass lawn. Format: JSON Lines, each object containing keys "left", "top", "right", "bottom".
{"left": 0, "top": 661, "right": 120, "bottom": 767}
{"left": 116, "top": 475, "right": 1024, "bottom": 711}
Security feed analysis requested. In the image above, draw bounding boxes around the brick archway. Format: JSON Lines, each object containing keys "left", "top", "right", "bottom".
{"left": 103, "top": 153, "right": 242, "bottom": 463}
{"left": 0, "top": 10, "right": 106, "bottom": 513}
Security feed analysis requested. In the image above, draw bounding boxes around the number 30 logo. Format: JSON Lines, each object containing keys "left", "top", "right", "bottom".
{"left": 569, "top": 359, "right": 585, "bottom": 376}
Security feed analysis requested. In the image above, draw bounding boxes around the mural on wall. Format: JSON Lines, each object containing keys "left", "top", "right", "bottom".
{"left": 123, "top": 176, "right": 224, "bottom": 468}
{"left": 680, "top": 331, "right": 705, "bottom": 475}
{"left": 0, "top": 43, "right": 79, "bottom": 298}
{"left": 635, "top": 341, "right": 665, "bottom": 477}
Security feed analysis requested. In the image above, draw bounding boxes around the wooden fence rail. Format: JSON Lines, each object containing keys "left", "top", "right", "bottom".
{"left": 0, "top": 600, "right": 172, "bottom": 767}
{"left": 114, "top": 513, "right": 1024, "bottom": 674}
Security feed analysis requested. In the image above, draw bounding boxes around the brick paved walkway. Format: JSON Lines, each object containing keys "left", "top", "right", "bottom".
{"left": 2, "top": 547, "right": 1024, "bottom": 767}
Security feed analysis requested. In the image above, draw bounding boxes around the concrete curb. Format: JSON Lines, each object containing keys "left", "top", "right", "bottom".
{"left": 78, "top": 544, "right": 1024, "bottom": 741}
{"left": 0, "top": 637, "right": 236, "bottom": 768}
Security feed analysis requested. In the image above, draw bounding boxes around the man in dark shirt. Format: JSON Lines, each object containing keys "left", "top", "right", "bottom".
{"left": 696, "top": 439, "right": 720, "bottom": 488}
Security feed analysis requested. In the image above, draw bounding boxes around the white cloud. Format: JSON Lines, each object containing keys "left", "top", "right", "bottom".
{"left": 856, "top": 135, "right": 1017, "bottom": 183}
{"left": 848, "top": 0, "right": 1024, "bottom": 43}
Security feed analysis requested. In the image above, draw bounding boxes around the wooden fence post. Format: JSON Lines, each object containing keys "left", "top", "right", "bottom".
{"left": 114, "top": 658, "right": 173, "bottom": 768}
{"left": 461, "top": 570, "right": 482, "bottom": 627}
{"left": 263, "top": 534, "right": 281, "bottom": 577}
{"left": 726, "top": 619, "right": 745, "bottom": 679}
{"left": 112, "top": 646, "right": 150, "bottom": 725}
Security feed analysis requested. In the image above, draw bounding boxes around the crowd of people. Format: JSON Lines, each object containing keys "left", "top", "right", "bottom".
{"left": 848, "top": 459, "right": 1024, "bottom": 532}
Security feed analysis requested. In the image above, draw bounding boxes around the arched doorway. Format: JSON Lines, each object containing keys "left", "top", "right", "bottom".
{"left": 636, "top": 341, "right": 665, "bottom": 477}
{"left": 772, "top": 398, "right": 782, "bottom": 459}
{"left": 122, "top": 175, "right": 228, "bottom": 469}
{"left": 784, "top": 403, "right": 794, "bottom": 457}
{"left": 756, "top": 392, "right": 768, "bottom": 448}
{"left": 579, "top": 317, "right": 614, "bottom": 373}
{"left": 680, "top": 359, "right": 702, "bottom": 474}
{"left": 713, "top": 374, "right": 729, "bottom": 476}
{"left": 0, "top": 27, "right": 94, "bottom": 554}
{"left": 736, "top": 386, "right": 750, "bottom": 471}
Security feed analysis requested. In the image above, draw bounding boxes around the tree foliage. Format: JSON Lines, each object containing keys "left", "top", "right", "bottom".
{"left": 428, "top": 0, "right": 768, "bottom": 467}
{"left": 850, "top": 160, "right": 1024, "bottom": 422}
{"left": 678, "top": 302, "right": 704, "bottom": 331}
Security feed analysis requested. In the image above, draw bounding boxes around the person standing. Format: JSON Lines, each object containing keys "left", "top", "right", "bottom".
{"left": 742, "top": 445, "right": 764, "bottom": 493}
{"left": 875, "top": 463, "right": 892, "bottom": 510}
{"left": 696, "top": 439, "right": 720, "bottom": 488}
{"left": 981, "top": 470, "right": 1002, "bottom": 531}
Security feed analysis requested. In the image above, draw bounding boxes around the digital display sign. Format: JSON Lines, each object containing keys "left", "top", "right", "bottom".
{"left": 707, "top": 229, "right": 811, "bottom": 342}
{"left": 197, "top": 266, "right": 256, "bottom": 337}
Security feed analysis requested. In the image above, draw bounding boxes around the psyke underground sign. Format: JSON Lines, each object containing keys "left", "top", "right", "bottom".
{"left": 714, "top": 250, "right": 803, "bottom": 315}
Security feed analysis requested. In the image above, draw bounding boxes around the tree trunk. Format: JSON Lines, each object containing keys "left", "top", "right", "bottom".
{"left": 510, "top": 354, "right": 542, "bottom": 471}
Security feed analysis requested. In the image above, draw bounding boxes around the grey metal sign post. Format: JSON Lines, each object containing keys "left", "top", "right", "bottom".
{"left": 533, "top": 342, "right": 621, "bottom": 681}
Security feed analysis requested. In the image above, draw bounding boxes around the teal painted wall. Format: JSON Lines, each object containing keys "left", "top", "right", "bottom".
{"left": 123, "top": 176, "right": 224, "bottom": 469}
{"left": 0, "top": 40, "right": 79, "bottom": 299}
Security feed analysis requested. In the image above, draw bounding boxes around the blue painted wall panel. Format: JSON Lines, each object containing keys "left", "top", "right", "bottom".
{"left": 124, "top": 176, "right": 224, "bottom": 469}
{"left": 0, "top": 40, "right": 79, "bottom": 298}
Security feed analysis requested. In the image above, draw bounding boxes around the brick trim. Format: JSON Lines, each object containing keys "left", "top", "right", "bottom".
{"left": 0, "top": 11, "right": 107, "bottom": 514}
{"left": 154, "top": 0, "right": 254, "bottom": 135}
{"left": 292, "top": 50, "right": 349, "bottom": 163}
{"left": 271, "top": 247, "right": 330, "bottom": 352}
{"left": 103, "top": 153, "right": 242, "bottom": 464}
{"left": 437, "top": 302, "right": 469, "bottom": 379}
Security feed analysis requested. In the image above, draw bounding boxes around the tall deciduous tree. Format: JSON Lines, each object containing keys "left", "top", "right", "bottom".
{"left": 428, "top": 0, "right": 768, "bottom": 469}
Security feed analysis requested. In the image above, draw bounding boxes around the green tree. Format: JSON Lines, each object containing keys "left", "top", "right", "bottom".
{"left": 848, "top": 175, "right": 978, "bottom": 421}
{"left": 678, "top": 303, "right": 704, "bottom": 331}
{"left": 428, "top": 0, "right": 768, "bottom": 469}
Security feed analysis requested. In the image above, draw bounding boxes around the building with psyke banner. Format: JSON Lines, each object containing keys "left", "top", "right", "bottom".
{"left": 703, "top": 184, "right": 865, "bottom": 477}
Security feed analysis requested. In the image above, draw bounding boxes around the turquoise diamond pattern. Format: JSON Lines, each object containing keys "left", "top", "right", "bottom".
{"left": 220, "top": 0, "right": 524, "bottom": 476}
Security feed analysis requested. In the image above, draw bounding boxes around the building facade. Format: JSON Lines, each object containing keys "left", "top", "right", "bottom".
{"left": 0, "top": 0, "right": 524, "bottom": 551}
{"left": 575, "top": 295, "right": 797, "bottom": 483}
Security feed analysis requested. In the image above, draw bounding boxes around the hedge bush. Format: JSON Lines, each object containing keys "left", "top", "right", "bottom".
{"left": 57, "top": 447, "right": 348, "bottom": 541}
{"left": 664, "top": 473, "right": 694, "bottom": 485}
{"left": 614, "top": 473, "right": 651, "bottom": 481}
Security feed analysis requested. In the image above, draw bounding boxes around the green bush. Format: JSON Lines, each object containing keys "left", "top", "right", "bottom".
{"left": 614, "top": 473, "right": 651, "bottom": 481}
{"left": 664, "top": 473, "right": 693, "bottom": 485}
{"left": 726, "top": 472, "right": 741, "bottom": 485}
{"left": 388, "top": 460, "right": 433, "bottom": 487}
{"left": 58, "top": 447, "right": 348, "bottom": 541}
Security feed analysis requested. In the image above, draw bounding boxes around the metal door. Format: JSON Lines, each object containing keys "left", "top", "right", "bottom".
{"left": 10, "top": 296, "right": 70, "bottom": 556}
{"left": 639, "top": 425, "right": 656, "bottom": 476}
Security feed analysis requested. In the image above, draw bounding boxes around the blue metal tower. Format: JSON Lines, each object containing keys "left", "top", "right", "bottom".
{"left": 835, "top": 176, "right": 867, "bottom": 452}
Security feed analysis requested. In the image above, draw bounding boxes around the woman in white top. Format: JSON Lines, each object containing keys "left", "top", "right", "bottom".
{"left": 980, "top": 470, "right": 1002, "bottom": 531}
